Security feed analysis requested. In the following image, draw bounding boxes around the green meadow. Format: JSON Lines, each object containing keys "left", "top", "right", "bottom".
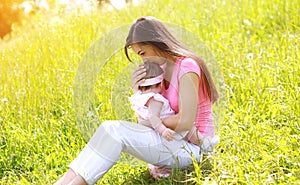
{"left": 0, "top": 0, "right": 299, "bottom": 184}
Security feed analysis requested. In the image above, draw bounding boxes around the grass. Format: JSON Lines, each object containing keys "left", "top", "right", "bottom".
{"left": 0, "top": 0, "right": 299, "bottom": 184}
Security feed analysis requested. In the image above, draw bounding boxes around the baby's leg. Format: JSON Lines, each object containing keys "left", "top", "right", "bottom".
{"left": 185, "top": 126, "right": 204, "bottom": 146}
{"left": 185, "top": 126, "right": 220, "bottom": 155}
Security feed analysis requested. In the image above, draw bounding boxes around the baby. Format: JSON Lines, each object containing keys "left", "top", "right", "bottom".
{"left": 129, "top": 61, "right": 176, "bottom": 140}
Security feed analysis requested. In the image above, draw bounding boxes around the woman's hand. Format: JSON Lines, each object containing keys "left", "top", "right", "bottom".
{"left": 131, "top": 65, "right": 147, "bottom": 92}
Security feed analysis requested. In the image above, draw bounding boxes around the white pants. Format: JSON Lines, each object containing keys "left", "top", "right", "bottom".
{"left": 69, "top": 120, "right": 201, "bottom": 185}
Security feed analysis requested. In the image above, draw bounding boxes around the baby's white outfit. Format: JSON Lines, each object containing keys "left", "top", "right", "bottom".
{"left": 128, "top": 91, "right": 175, "bottom": 120}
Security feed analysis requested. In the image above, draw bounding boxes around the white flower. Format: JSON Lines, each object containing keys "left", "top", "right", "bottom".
{"left": 229, "top": 74, "right": 235, "bottom": 78}
{"left": 1, "top": 97, "right": 8, "bottom": 104}
{"left": 246, "top": 53, "right": 254, "bottom": 60}
{"left": 243, "top": 19, "right": 252, "bottom": 26}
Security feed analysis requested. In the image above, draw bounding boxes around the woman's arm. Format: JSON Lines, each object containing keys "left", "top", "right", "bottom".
{"left": 163, "top": 72, "right": 199, "bottom": 132}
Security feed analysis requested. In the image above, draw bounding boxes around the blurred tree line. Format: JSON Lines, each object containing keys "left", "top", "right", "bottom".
{"left": 0, "top": 0, "right": 24, "bottom": 38}
{"left": 0, "top": 0, "right": 107, "bottom": 39}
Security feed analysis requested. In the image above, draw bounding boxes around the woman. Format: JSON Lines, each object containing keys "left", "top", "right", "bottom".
{"left": 55, "top": 16, "right": 219, "bottom": 185}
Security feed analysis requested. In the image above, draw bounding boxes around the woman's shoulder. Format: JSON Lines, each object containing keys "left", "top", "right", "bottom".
{"left": 177, "top": 57, "right": 200, "bottom": 76}
{"left": 177, "top": 57, "right": 198, "bottom": 67}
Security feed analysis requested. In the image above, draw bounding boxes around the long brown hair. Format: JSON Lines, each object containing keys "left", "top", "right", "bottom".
{"left": 125, "top": 16, "right": 219, "bottom": 103}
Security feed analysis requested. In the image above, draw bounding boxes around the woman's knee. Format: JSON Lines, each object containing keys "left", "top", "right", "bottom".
{"left": 88, "top": 121, "right": 123, "bottom": 153}
{"left": 100, "top": 120, "right": 120, "bottom": 130}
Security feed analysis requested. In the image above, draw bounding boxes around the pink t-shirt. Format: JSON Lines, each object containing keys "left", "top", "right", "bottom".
{"left": 162, "top": 57, "right": 214, "bottom": 137}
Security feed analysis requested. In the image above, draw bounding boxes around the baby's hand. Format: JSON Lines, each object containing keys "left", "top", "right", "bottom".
{"left": 162, "top": 128, "right": 176, "bottom": 141}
